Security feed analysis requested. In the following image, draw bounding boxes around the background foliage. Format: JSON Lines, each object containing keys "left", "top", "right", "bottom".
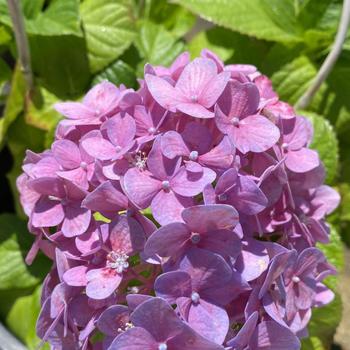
{"left": 0, "top": 0, "right": 348, "bottom": 349}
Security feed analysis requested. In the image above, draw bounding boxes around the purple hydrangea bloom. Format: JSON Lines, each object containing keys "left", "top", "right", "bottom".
{"left": 16, "top": 49, "right": 339, "bottom": 350}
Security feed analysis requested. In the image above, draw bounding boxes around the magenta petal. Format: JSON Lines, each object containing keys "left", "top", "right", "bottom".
{"left": 57, "top": 168, "right": 88, "bottom": 190}
{"left": 283, "top": 116, "right": 312, "bottom": 150}
{"left": 176, "top": 58, "right": 217, "bottom": 98}
{"left": 155, "top": 271, "right": 192, "bottom": 302}
{"left": 104, "top": 113, "right": 136, "bottom": 148}
{"left": 123, "top": 168, "right": 161, "bottom": 208}
{"left": 250, "top": 320, "right": 300, "bottom": 350}
{"left": 218, "top": 80, "right": 260, "bottom": 117}
{"left": 161, "top": 131, "right": 189, "bottom": 159}
{"left": 144, "top": 222, "right": 190, "bottom": 258}
{"left": 234, "top": 115, "right": 280, "bottom": 153}
{"left": 199, "top": 136, "right": 234, "bottom": 171}
{"left": 285, "top": 148, "right": 319, "bottom": 173}
{"left": 109, "top": 326, "right": 157, "bottom": 350}
{"left": 63, "top": 266, "right": 88, "bottom": 286}
{"left": 151, "top": 190, "right": 192, "bottom": 225}
{"left": 230, "top": 176, "right": 268, "bottom": 215}
{"left": 171, "top": 166, "right": 216, "bottom": 197}
{"left": 199, "top": 71, "right": 230, "bottom": 107}
{"left": 147, "top": 136, "right": 180, "bottom": 180}
{"left": 227, "top": 312, "right": 258, "bottom": 348}
{"left": 81, "top": 136, "right": 116, "bottom": 160}
{"left": 28, "top": 177, "right": 65, "bottom": 197}
{"left": 86, "top": 268, "right": 122, "bottom": 300}
{"left": 131, "top": 298, "right": 184, "bottom": 341}
{"left": 97, "top": 305, "right": 129, "bottom": 336}
{"left": 145, "top": 74, "right": 185, "bottom": 112}
{"left": 109, "top": 215, "right": 145, "bottom": 254}
{"left": 188, "top": 300, "right": 229, "bottom": 344}
{"left": 182, "top": 204, "right": 239, "bottom": 232}
{"left": 295, "top": 247, "right": 325, "bottom": 277}
{"left": 177, "top": 102, "right": 214, "bottom": 119}
{"left": 62, "top": 206, "right": 91, "bottom": 237}
{"left": 52, "top": 140, "right": 81, "bottom": 169}
{"left": 32, "top": 197, "right": 65, "bottom": 228}
{"left": 54, "top": 102, "right": 95, "bottom": 120}
{"left": 82, "top": 181, "right": 128, "bottom": 213}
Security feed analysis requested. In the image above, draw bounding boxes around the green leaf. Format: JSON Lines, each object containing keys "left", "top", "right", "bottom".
{"left": 93, "top": 59, "right": 137, "bottom": 89}
{"left": 0, "top": 213, "right": 50, "bottom": 291}
{"left": 81, "top": 0, "right": 136, "bottom": 73}
{"left": 301, "top": 336, "right": 325, "bottom": 350}
{"left": 26, "top": 85, "right": 62, "bottom": 131}
{"left": 135, "top": 21, "right": 185, "bottom": 73}
{"left": 302, "top": 111, "right": 339, "bottom": 184}
{"left": 6, "top": 286, "right": 49, "bottom": 350}
{"left": 188, "top": 27, "right": 234, "bottom": 62}
{"left": 317, "top": 224, "right": 344, "bottom": 290}
{"left": 0, "top": 24, "right": 11, "bottom": 46}
{"left": 174, "top": 0, "right": 302, "bottom": 43}
{"left": 0, "top": 0, "right": 82, "bottom": 36}
{"left": 306, "top": 292, "right": 342, "bottom": 349}
{"left": 29, "top": 35, "right": 90, "bottom": 98}
{"left": 0, "top": 56, "right": 11, "bottom": 83}
{"left": 0, "top": 65, "right": 26, "bottom": 149}
{"left": 270, "top": 55, "right": 317, "bottom": 104}
{"left": 268, "top": 52, "right": 350, "bottom": 140}
{"left": 147, "top": 0, "right": 196, "bottom": 38}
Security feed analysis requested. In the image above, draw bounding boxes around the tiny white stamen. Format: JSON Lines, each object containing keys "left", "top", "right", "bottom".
{"left": 117, "top": 322, "right": 134, "bottom": 333}
{"left": 148, "top": 126, "right": 156, "bottom": 134}
{"left": 95, "top": 109, "right": 101, "bottom": 116}
{"left": 107, "top": 250, "right": 129, "bottom": 274}
{"left": 191, "top": 95, "right": 198, "bottom": 103}
{"left": 281, "top": 143, "right": 289, "bottom": 152}
{"left": 162, "top": 180, "right": 170, "bottom": 191}
{"left": 48, "top": 195, "right": 60, "bottom": 201}
{"left": 115, "top": 145, "right": 122, "bottom": 152}
{"left": 189, "top": 151, "right": 199, "bottom": 161}
{"left": 128, "top": 286, "right": 140, "bottom": 294}
{"left": 231, "top": 117, "right": 240, "bottom": 126}
{"left": 132, "top": 151, "right": 147, "bottom": 171}
{"left": 80, "top": 161, "right": 88, "bottom": 169}
{"left": 191, "top": 291, "right": 200, "bottom": 304}
{"left": 292, "top": 276, "right": 300, "bottom": 283}
{"left": 191, "top": 233, "right": 201, "bottom": 244}
{"left": 158, "top": 343, "right": 167, "bottom": 350}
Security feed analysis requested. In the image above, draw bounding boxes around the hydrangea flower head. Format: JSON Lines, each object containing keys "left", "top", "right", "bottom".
{"left": 17, "top": 49, "right": 340, "bottom": 350}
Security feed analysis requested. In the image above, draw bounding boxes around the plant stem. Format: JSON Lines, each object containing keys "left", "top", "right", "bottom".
{"left": 295, "top": 0, "right": 350, "bottom": 110}
{"left": 7, "top": 0, "right": 33, "bottom": 91}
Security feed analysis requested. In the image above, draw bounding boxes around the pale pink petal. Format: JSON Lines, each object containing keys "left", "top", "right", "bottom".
{"left": 161, "top": 131, "right": 190, "bottom": 159}
{"left": 233, "top": 115, "right": 280, "bottom": 153}
{"left": 52, "top": 140, "right": 81, "bottom": 169}
{"left": 81, "top": 137, "right": 116, "bottom": 160}
{"left": 32, "top": 197, "right": 64, "bottom": 228}
{"left": 62, "top": 206, "right": 91, "bottom": 237}
{"left": 285, "top": 148, "right": 319, "bottom": 173}
{"left": 151, "top": 190, "right": 193, "bottom": 225}
{"left": 86, "top": 268, "right": 122, "bottom": 300}
{"left": 63, "top": 266, "right": 88, "bottom": 286}
{"left": 171, "top": 166, "right": 216, "bottom": 197}
{"left": 182, "top": 204, "right": 238, "bottom": 233}
{"left": 54, "top": 102, "right": 95, "bottom": 120}
{"left": 177, "top": 102, "right": 214, "bottom": 119}
{"left": 123, "top": 168, "right": 161, "bottom": 208}
{"left": 176, "top": 58, "right": 217, "bottom": 98}
{"left": 199, "top": 71, "right": 230, "bottom": 107}
{"left": 145, "top": 74, "right": 185, "bottom": 111}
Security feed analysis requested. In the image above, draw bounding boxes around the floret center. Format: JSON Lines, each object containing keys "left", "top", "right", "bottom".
{"left": 106, "top": 250, "right": 129, "bottom": 273}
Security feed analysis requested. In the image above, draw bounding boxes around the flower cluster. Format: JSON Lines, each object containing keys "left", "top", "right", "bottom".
{"left": 17, "top": 50, "right": 340, "bottom": 350}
